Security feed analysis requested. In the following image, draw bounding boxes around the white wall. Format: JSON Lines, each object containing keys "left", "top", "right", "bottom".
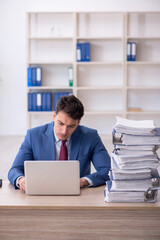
{"left": 0, "top": 0, "right": 160, "bottom": 135}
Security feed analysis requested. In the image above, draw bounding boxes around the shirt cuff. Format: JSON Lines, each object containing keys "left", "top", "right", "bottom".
{"left": 83, "top": 177, "right": 93, "bottom": 187}
{"left": 16, "top": 176, "right": 23, "bottom": 188}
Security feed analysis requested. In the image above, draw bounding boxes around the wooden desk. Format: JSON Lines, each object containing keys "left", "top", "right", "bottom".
{"left": 0, "top": 181, "right": 160, "bottom": 240}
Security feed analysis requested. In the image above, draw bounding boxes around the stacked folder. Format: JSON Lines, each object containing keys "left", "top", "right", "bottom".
{"left": 104, "top": 117, "right": 160, "bottom": 203}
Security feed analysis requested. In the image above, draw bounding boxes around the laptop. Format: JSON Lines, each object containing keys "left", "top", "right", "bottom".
{"left": 24, "top": 160, "right": 80, "bottom": 195}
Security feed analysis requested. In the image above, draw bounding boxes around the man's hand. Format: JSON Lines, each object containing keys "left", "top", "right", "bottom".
{"left": 80, "top": 178, "right": 89, "bottom": 188}
{"left": 18, "top": 177, "right": 26, "bottom": 192}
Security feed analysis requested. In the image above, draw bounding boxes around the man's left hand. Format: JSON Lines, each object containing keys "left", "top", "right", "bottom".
{"left": 80, "top": 178, "right": 89, "bottom": 188}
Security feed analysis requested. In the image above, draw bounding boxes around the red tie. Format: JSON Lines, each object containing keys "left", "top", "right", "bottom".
{"left": 59, "top": 140, "right": 68, "bottom": 160}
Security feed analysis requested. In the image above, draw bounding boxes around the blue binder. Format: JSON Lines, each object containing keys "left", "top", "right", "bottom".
{"left": 46, "top": 93, "right": 52, "bottom": 111}
{"left": 127, "top": 42, "right": 137, "bottom": 61}
{"left": 32, "top": 93, "right": 37, "bottom": 111}
{"left": 85, "top": 43, "right": 90, "bottom": 61}
{"left": 42, "top": 93, "right": 47, "bottom": 111}
{"left": 28, "top": 67, "right": 32, "bottom": 86}
{"left": 32, "top": 68, "right": 37, "bottom": 86}
{"left": 76, "top": 43, "right": 90, "bottom": 62}
{"left": 28, "top": 93, "right": 32, "bottom": 111}
{"left": 54, "top": 92, "right": 60, "bottom": 111}
{"left": 81, "top": 43, "right": 86, "bottom": 61}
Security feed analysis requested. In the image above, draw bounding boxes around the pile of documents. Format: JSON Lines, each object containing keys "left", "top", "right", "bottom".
{"left": 105, "top": 117, "right": 160, "bottom": 203}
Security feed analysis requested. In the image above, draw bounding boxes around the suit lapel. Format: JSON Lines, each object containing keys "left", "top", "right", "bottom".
{"left": 69, "top": 126, "right": 82, "bottom": 160}
{"left": 42, "top": 121, "right": 56, "bottom": 160}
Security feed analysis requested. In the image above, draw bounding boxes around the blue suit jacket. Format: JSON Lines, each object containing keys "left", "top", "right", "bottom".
{"left": 8, "top": 122, "right": 111, "bottom": 188}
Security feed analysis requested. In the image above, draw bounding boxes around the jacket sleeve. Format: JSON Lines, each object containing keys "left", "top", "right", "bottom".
{"left": 85, "top": 131, "right": 111, "bottom": 187}
{"left": 8, "top": 130, "right": 33, "bottom": 188}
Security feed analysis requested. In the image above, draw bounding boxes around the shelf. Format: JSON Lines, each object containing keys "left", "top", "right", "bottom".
{"left": 127, "top": 86, "right": 160, "bottom": 90}
{"left": 126, "top": 61, "right": 160, "bottom": 65}
{"left": 28, "top": 111, "right": 53, "bottom": 115}
{"left": 76, "top": 61, "right": 123, "bottom": 65}
{"left": 28, "top": 86, "right": 73, "bottom": 90}
{"left": 77, "top": 86, "right": 123, "bottom": 90}
{"left": 126, "top": 36, "right": 160, "bottom": 40}
{"left": 28, "top": 61, "right": 73, "bottom": 65}
{"left": 77, "top": 37, "right": 123, "bottom": 40}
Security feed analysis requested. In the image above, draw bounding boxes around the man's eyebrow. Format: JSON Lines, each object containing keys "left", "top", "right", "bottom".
{"left": 58, "top": 120, "right": 76, "bottom": 127}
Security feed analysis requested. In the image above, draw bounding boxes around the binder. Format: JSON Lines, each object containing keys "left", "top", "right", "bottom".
{"left": 32, "top": 68, "right": 37, "bottom": 86}
{"left": 127, "top": 42, "right": 132, "bottom": 61}
{"left": 68, "top": 67, "right": 73, "bottom": 87}
{"left": 32, "top": 93, "right": 37, "bottom": 111}
{"left": 76, "top": 43, "right": 90, "bottom": 62}
{"left": 36, "top": 67, "right": 42, "bottom": 86}
{"left": 81, "top": 43, "right": 86, "bottom": 61}
{"left": 36, "top": 93, "right": 42, "bottom": 111}
{"left": 28, "top": 67, "right": 32, "bottom": 86}
{"left": 127, "top": 42, "right": 137, "bottom": 61}
{"left": 85, "top": 43, "right": 90, "bottom": 61}
{"left": 27, "top": 67, "right": 42, "bottom": 86}
{"left": 28, "top": 93, "right": 32, "bottom": 111}
{"left": 77, "top": 43, "right": 81, "bottom": 61}
{"left": 131, "top": 42, "right": 136, "bottom": 61}
{"left": 46, "top": 93, "right": 52, "bottom": 111}
{"left": 42, "top": 93, "right": 47, "bottom": 111}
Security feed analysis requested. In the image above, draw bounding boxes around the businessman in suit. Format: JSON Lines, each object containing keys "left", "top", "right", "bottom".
{"left": 8, "top": 95, "right": 111, "bottom": 192}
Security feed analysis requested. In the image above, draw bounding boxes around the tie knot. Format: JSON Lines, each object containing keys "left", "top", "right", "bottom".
{"left": 61, "top": 140, "right": 67, "bottom": 146}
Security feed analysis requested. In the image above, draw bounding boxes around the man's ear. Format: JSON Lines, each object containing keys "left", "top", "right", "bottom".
{"left": 53, "top": 111, "right": 56, "bottom": 121}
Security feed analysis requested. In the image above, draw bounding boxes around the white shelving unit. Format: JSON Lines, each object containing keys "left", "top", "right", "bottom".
{"left": 125, "top": 12, "right": 160, "bottom": 127}
{"left": 27, "top": 12, "right": 160, "bottom": 141}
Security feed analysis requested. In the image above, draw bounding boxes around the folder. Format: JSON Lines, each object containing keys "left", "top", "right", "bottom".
{"left": 36, "top": 67, "right": 42, "bottom": 86}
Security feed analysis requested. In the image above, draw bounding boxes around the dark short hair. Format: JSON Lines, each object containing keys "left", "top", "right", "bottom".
{"left": 56, "top": 95, "right": 84, "bottom": 120}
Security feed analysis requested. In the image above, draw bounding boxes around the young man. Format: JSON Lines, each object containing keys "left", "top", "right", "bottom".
{"left": 8, "top": 95, "right": 111, "bottom": 192}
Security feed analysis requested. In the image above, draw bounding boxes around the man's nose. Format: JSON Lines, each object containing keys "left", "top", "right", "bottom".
{"left": 62, "top": 126, "right": 67, "bottom": 135}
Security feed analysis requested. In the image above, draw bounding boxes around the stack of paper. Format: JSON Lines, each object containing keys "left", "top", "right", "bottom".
{"left": 105, "top": 117, "right": 160, "bottom": 203}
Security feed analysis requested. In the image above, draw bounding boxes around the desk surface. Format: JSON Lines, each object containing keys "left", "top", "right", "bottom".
{"left": 0, "top": 181, "right": 160, "bottom": 210}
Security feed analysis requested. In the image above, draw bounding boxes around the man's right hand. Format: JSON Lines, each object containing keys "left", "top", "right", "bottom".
{"left": 18, "top": 177, "right": 26, "bottom": 192}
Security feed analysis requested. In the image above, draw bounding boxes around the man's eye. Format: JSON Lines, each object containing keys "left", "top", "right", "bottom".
{"left": 59, "top": 122, "right": 63, "bottom": 125}
{"left": 69, "top": 126, "right": 75, "bottom": 129}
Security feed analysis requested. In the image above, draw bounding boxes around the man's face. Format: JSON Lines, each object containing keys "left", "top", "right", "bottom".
{"left": 53, "top": 111, "right": 80, "bottom": 140}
